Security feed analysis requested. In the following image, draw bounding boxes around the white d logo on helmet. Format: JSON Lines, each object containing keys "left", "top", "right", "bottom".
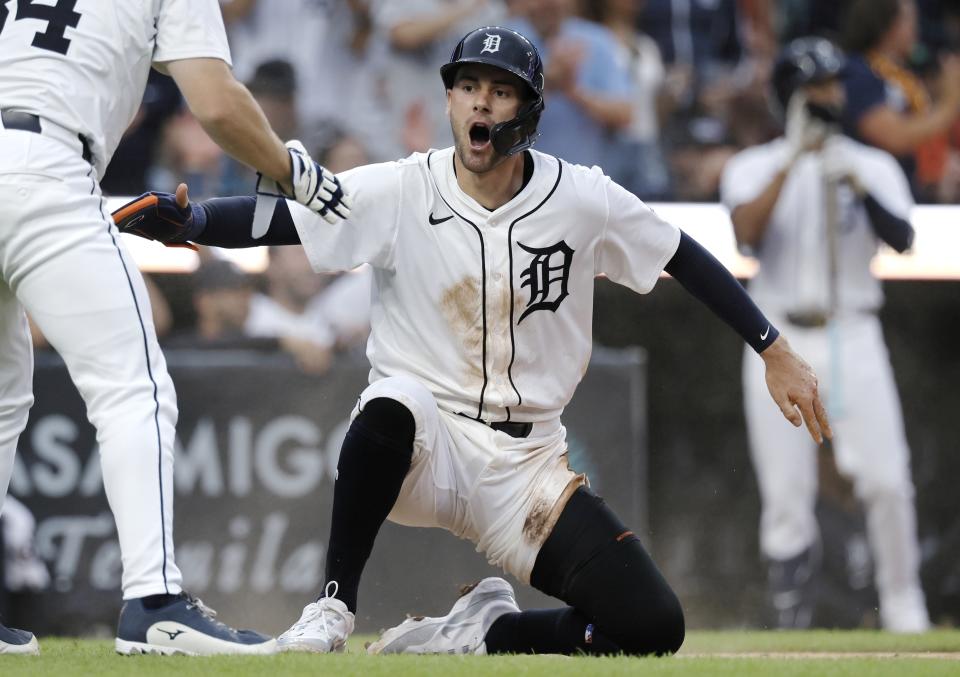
{"left": 480, "top": 34, "right": 502, "bottom": 54}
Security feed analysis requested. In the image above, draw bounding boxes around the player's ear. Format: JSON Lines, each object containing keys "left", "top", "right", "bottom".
{"left": 445, "top": 88, "right": 452, "bottom": 115}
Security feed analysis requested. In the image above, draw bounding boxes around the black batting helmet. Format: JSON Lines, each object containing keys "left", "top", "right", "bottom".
{"left": 441, "top": 26, "right": 545, "bottom": 156}
{"left": 772, "top": 37, "right": 846, "bottom": 111}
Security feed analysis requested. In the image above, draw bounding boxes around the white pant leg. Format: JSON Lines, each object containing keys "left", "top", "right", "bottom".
{"left": 357, "top": 374, "right": 581, "bottom": 583}
{"left": 743, "top": 336, "right": 821, "bottom": 561}
{"left": 829, "top": 316, "right": 927, "bottom": 627}
{"left": 0, "top": 133, "right": 182, "bottom": 599}
{"left": 0, "top": 282, "right": 34, "bottom": 516}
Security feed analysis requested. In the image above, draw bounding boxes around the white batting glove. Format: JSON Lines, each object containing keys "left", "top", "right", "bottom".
{"left": 821, "top": 137, "right": 866, "bottom": 197}
{"left": 785, "top": 92, "right": 828, "bottom": 161}
{"left": 284, "top": 140, "right": 352, "bottom": 224}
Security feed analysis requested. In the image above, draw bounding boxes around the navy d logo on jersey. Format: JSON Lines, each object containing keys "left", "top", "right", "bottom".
{"left": 517, "top": 240, "right": 574, "bottom": 323}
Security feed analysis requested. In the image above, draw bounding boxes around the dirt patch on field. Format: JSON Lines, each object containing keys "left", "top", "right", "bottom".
{"left": 680, "top": 652, "right": 960, "bottom": 660}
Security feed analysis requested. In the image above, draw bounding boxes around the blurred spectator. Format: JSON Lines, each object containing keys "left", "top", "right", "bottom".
{"left": 310, "top": 1, "right": 395, "bottom": 157}
{"left": 218, "top": 59, "right": 301, "bottom": 195}
{"left": 186, "top": 255, "right": 370, "bottom": 375}
{"left": 258, "top": 247, "right": 372, "bottom": 360}
{"left": 639, "top": 0, "right": 747, "bottom": 108}
{"left": 220, "top": 0, "right": 329, "bottom": 133}
{"left": 581, "top": 0, "right": 671, "bottom": 198}
{"left": 505, "top": 0, "right": 633, "bottom": 170}
{"left": 317, "top": 126, "right": 373, "bottom": 174}
{"left": 100, "top": 71, "right": 182, "bottom": 196}
{"left": 190, "top": 258, "right": 256, "bottom": 343}
{"left": 158, "top": 110, "right": 227, "bottom": 201}
{"left": 371, "top": 0, "right": 506, "bottom": 157}
{"left": 840, "top": 0, "right": 960, "bottom": 200}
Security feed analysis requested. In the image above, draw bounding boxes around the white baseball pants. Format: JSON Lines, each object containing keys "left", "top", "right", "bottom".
{"left": 743, "top": 310, "right": 927, "bottom": 625}
{"left": 0, "top": 128, "right": 182, "bottom": 599}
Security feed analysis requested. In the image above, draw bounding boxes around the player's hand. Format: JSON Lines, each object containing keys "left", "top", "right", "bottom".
{"left": 785, "top": 92, "right": 828, "bottom": 161}
{"left": 822, "top": 137, "right": 866, "bottom": 197}
{"left": 760, "top": 335, "right": 833, "bottom": 444}
{"left": 278, "top": 140, "right": 352, "bottom": 224}
{"left": 112, "top": 183, "right": 204, "bottom": 250}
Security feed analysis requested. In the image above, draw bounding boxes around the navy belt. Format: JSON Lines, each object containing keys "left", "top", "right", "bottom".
{"left": 1, "top": 109, "right": 92, "bottom": 164}
{"left": 457, "top": 413, "right": 533, "bottom": 438}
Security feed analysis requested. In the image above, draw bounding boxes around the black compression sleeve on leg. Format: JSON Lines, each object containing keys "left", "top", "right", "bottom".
{"left": 194, "top": 196, "right": 302, "bottom": 247}
{"left": 323, "top": 398, "right": 415, "bottom": 612}
{"left": 490, "top": 486, "right": 685, "bottom": 656}
{"left": 664, "top": 230, "right": 778, "bottom": 353}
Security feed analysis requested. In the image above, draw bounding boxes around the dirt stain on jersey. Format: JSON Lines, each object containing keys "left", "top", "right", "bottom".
{"left": 440, "top": 276, "right": 484, "bottom": 386}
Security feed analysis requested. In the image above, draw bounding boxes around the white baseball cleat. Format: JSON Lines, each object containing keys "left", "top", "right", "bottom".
{"left": 277, "top": 581, "right": 355, "bottom": 653}
{"left": 0, "top": 622, "right": 39, "bottom": 655}
{"left": 881, "top": 589, "right": 931, "bottom": 634}
{"left": 367, "top": 577, "right": 519, "bottom": 655}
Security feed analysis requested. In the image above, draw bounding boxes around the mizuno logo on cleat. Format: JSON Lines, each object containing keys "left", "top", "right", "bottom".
{"left": 429, "top": 212, "right": 453, "bottom": 225}
{"left": 157, "top": 628, "right": 186, "bottom": 640}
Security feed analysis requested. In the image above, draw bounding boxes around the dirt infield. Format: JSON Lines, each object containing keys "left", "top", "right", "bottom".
{"left": 682, "top": 652, "right": 960, "bottom": 660}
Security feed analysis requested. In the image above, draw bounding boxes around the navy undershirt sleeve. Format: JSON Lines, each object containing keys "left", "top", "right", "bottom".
{"left": 862, "top": 193, "right": 914, "bottom": 253}
{"left": 194, "top": 196, "right": 302, "bottom": 247}
{"left": 664, "top": 231, "right": 779, "bottom": 353}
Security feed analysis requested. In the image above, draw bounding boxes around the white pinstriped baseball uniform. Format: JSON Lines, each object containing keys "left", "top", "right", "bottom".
{"left": 721, "top": 135, "right": 928, "bottom": 628}
{"left": 0, "top": 0, "right": 230, "bottom": 599}
{"left": 286, "top": 147, "right": 681, "bottom": 579}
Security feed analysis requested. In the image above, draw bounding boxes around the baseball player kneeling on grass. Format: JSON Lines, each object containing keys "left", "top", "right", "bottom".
{"left": 116, "top": 26, "right": 830, "bottom": 656}
{"left": 0, "top": 0, "right": 348, "bottom": 656}
{"left": 721, "top": 37, "right": 929, "bottom": 633}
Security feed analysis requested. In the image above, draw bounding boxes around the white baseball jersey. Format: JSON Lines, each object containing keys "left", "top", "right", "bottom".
{"left": 288, "top": 147, "right": 681, "bottom": 422}
{"left": 0, "top": 0, "right": 231, "bottom": 178}
{"left": 720, "top": 135, "right": 913, "bottom": 315}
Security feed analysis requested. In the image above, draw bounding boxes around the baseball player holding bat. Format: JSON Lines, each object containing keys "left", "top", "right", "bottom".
{"left": 115, "top": 26, "right": 830, "bottom": 656}
{"left": 0, "top": 0, "right": 348, "bottom": 656}
{"left": 721, "top": 37, "right": 928, "bottom": 633}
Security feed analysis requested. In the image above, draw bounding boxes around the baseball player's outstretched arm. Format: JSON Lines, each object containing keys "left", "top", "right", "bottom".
{"left": 664, "top": 231, "right": 831, "bottom": 443}
{"left": 113, "top": 184, "right": 301, "bottom": 248}
{"left": 164, "top": 59, "right": 350, "bottom": 223}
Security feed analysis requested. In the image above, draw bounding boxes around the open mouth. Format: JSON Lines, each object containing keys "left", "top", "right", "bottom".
{"left": 469, "top": 122, "right": 491, "bottom": 150}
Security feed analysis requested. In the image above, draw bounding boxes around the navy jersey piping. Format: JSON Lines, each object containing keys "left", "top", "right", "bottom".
{"left": 506, "top": 158, "right": 564, "bottom": 410}
{"left": 426, "top": 151, "right": 489, "bottom": 420}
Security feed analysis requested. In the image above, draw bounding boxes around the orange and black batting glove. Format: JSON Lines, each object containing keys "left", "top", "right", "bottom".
{"left": 111, "top": 192, "right": 205, "bottom": 251}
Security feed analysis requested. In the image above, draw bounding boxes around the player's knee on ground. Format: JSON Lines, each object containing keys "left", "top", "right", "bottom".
{"left": 533, "top": 487, "right": 685, "bottom": 655}
{"left": 571, "top": 536, "right": 685, "bottom": 655}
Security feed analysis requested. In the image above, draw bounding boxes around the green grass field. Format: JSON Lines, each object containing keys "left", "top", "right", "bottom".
{"left": 2, "top": 630, "right": 959, "bottom": 676}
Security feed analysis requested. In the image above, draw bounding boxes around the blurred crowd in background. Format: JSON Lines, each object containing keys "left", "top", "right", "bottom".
{"left": 64, "top": 0, "right": 960, "bottom": 373}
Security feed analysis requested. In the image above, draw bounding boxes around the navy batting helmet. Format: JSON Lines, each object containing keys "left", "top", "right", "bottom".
{"left": 441, "top": 26, "right": 545, "bottom": 156}
{"left": 772, "top": 37, "right": 846, "bottom": 111}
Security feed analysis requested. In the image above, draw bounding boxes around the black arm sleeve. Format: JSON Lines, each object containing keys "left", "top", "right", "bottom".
{"left": 664, "top": 231, "right": 779, "bottom": 353}
{"left": 193, "top": 196, "right": 302, "bottom": 248}
{"left": 862, "top": 193, "right": 914, "bottom": 253}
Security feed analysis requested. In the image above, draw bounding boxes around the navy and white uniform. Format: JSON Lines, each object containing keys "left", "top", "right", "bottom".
{"left": 721, "top": 134, "right": 929, "bottom": 631}
{"left": 0, "top": 0, "right": 230, "bottom": 599}
{"left": 287, "top": 146, "right": 680, "bottom": 580}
